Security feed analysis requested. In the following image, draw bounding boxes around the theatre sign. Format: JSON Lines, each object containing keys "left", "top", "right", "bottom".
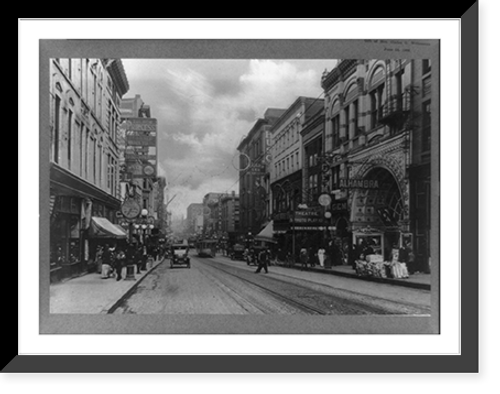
{"left": 338, "top": 178, "right": 382, "bottom": 190}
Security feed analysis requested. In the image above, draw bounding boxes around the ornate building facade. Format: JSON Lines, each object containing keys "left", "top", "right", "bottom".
{"left": 321, "top": 59, "right": 433, "bottom": 271}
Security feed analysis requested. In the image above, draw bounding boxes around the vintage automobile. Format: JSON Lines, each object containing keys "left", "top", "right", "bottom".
{"left": 170, "top": 244, "right": 191, "bottom": 269}
{"left": 230, "top": 244, "right": 246, "bottom": 261}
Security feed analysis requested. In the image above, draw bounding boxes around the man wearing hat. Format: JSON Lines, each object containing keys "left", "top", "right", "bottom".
{"left": 255, "top": 247, "right": 269, "bottom": 274}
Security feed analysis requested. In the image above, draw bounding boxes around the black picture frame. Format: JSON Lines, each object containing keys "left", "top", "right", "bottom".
{"left": 12, "top": 7, "right": 479, "bottom": 373}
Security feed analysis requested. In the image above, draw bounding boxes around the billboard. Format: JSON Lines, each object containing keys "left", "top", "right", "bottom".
{"left": 123, "top": 118, "right": 158, "bottom": 179}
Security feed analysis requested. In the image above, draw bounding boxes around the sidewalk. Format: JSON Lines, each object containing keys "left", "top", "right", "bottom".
{"left": 50, "top": 258, "right": 164, "bottom": 314}
{"left": 272, "top": 261, "right": 431, "bottom": 290}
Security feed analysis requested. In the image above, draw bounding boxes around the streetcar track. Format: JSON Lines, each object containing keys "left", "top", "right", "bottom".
{"left": 210, "top": 257, "right": 432, "bottom": 315}
{"left": 194, "top": 262, "right": 273, "bottom": 314}
{"left": 199, "top": 258, "right": 381, "bottom": 315}
{"left": 195, "top": 260, "right": 325, "bottom": 315}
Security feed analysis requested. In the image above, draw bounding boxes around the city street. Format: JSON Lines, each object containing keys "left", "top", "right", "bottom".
{"left": 113, "top": 253, "right": 431, "bottom": 315}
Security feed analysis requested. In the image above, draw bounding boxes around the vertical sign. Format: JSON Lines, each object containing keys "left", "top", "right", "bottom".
{"left": 123, "top": 118, "right": 158, "bottom": 179}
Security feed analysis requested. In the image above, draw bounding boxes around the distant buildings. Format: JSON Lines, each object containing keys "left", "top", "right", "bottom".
{"left": 237, "top": 108, "right": 285, "bottom": 237}
{"left": 186, "top": 203, "right": 204, "bottom": 235}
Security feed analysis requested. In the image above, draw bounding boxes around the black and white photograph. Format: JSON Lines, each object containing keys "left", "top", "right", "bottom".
{"left": 13, "top": 13, "right": 487, "bottom": 380}
{"left": 43, "top": 40, "right": 438, "bottom": 333}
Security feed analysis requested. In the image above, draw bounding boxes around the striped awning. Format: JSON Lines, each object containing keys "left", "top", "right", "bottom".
{"left": 90, "top": 217, "right": 127, "bottom": 239}
{"left": 255, "top": 221, "right": 277, "bottom": 243}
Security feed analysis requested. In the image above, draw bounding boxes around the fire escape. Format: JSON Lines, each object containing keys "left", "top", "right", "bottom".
{"left": 378, "top": 61, "right": 413, "bottom": 134}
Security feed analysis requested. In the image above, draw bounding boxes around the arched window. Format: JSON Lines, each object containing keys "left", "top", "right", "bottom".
{"left": 330, "top": 98, "right": 341, "bottom": 149}
{"left": 369, "top": 64, "right": 386, "bottom": 129}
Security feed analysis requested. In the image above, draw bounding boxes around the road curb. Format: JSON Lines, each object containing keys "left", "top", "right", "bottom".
{"left": 101, "top": 259, "right": 164, "bottom": 314}
{"left": 274, "top": 263, "right": 431, "bottom": 291}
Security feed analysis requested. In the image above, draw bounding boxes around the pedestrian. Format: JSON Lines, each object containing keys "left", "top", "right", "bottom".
{"left": 126, "top": 241, "right": 136, "bottom": 269}
{"left": 141, "top": 244, "right": 148, "bottom": 270}
{"left": 255, "top": 247, "right": 269, "bottom": 274}
{"left": 113, "top": 246, "right": 125, "bottom": 281}
{"left": 135, "top": 244, "right": 143, "bottom": 274}
{"left": 95, "top": 245, "right": 103, "bottom": 274}
{"left": 309, "top": 247, "right": 316, "bottom": 267}
{"left": 317, "top": 246, "right": 326, "bottom": 268}
{"left": 300, "top": 247, "right": 309, "bottom": 271}
{"left": 101, "top": 244, "right": 112, "bottom": 279}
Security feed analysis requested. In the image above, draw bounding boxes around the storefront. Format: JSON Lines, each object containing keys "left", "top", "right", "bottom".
{"left": 50, "top": 163, "right": 122, "bottom": 282}
{"left": 50, "top": 195, "right": 85, "bottom": 282}
{"left": 346, "top": 163, "right": 415, "bottom": 275}
{"left": 329, "top": 201, "right": 351, "bottom": 267}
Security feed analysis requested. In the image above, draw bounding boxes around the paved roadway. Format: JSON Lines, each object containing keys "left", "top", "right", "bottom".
{"left": 113, "top": 253, "right": 431, "bottom": 315}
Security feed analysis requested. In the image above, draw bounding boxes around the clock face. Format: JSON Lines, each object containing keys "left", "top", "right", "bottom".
{"left": 143, "top": 165, "right": 155, "bottom": 176}
{"left": 121, "top": 200, "right": 141, "bottom": 219}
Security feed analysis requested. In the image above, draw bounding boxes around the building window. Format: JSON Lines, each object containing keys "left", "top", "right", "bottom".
{"left": 423, "top": 59, "right": 431, "bottom": 75}
{"left": 331, "top": 166, "right": 341, "bottom": 189}
{"left": 67, "top": 109, "right": 73, "bottom": 170}
{"left": 370, "top": 83, "right": 385, "bottom": 129}
{"left": 422, "top": 100, "right": 431, "bottom": 152}
{"left": 353, "top": 100, "right": 359, "bottom": 135}
{"left": 92, "top": 70, "right": 97, "bottom": 113}
{"left": 84, "top": 128, "right": 89, "bottom": 179}
{"left": 343, "top": 105, "right": 350, "bottom": 136}
{"left": 107, "top": 154, "right": 112, "bottom": 191}
{"left": 52, "top": 95, "right": 61, "bottom": 163}
{"left": 332, "top": 115, "right": 340, "bottom": 149}
{"left": 79, "top": 123, "right": 84, "bottom": 176}
{"left": 92, "top": 138, "right": 97, "bottom": 183}
{"left": 423, "top": 76, "right": 432, "bottom": 97}
{"left": 98, "top": 144, "right": 103, "bottom": 187}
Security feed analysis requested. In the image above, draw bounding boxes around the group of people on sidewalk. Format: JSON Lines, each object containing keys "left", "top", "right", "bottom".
{"left": 97, "top": 241, "right": 161, "bottom": 281}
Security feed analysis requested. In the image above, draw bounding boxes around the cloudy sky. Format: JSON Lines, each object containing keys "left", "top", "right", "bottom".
{"left": 121, "top": 59, "right": 339, "bottom": 219}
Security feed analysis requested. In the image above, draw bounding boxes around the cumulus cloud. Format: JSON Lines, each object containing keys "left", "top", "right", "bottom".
{"left": 122, "top": 58, "right": 337, "bottom": 219}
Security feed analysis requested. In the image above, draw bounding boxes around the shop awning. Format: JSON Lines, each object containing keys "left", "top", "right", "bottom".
{"left": 254, "top": 221, "right": 277, "bottom": 243}
{"left": 90, "top": 217, "right": 127, "bottom": 239}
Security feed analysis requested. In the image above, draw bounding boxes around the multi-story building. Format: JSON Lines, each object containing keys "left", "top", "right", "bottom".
{"left": 299, "top": 106, "right": 328, "bottom": 251}
{"left": 320, "top": 59, "right": 433, "bottom": 272}
{"left": 49, "top": 58, "right": 129, "bottom": 282}
{"left": 237, "top": 108, "right": 285, "bottom": 238}
{"left": 218, "top": 192, "right": 240, "bottom": 246}
{"left": 202, "top": 192, "right": 226, "bottom": 238}
{"left": 186, "top": 203, "right": 204, "bottom": 236}
{"left": 154, "top": 176, "right": 167, "bottom": 236}
{"left": 408, "top": 59, "right": 433, "bottom": 273}
{"left": 118, "top": 95, "right": 159, "bottom": 245}
{"left": 269, "top": 96, "right": 324, "bottom": 253}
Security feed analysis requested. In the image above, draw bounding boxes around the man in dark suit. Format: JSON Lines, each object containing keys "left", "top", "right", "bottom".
{"left": 255, "top": 248, "right": 269, "bottom": 274}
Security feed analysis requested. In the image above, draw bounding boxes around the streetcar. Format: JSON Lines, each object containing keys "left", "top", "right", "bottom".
{"left": 196, "top": 239, "right": 218, "bottom": 257}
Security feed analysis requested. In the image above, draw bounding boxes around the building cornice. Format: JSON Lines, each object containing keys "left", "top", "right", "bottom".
{"left": 271, "top": 96, "right": 312, "bottom": 133}
{"left": 106, "top": 59, "right": 130, "bottom": 97}
{"left": 237, "top": 118, "right": 267, "bottom": 151}
{"left": 321, "top": 59, "right": 359, "bottom": 91}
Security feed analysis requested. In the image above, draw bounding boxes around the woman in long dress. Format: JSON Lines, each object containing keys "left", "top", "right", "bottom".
{"left": 317, "top": 247, "right": 326, "bottom": 267}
